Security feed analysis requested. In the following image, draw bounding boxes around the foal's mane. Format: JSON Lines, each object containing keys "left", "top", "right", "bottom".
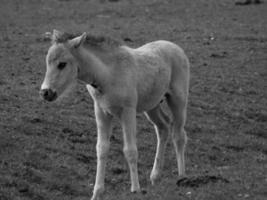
{"left": 54, "top": 32, "right": 122, "bottom": 50}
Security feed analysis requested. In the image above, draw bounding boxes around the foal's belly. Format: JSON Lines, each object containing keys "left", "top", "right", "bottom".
{"left": 136, "top": 90, "right": 167, "bottom": 112}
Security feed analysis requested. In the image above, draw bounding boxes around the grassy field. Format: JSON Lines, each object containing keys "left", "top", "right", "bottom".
{"left": 0, "top": 0, "right": 266, "bottom": 199}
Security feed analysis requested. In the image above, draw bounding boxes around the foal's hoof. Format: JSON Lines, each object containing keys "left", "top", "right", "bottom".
{"left": 91, "top": 187, "right": 105, "bottom": 200}
{"left": 91, "top": 194, "right": 104, "bottom": 200}
{"left": 141, "top": 189, "right": 147, "bottom": 194}
{"left": 131, "top": 188, "right": 147, "bottom": 195}
{"left": 150, "top": 172, "right": 162, "bottom": 186}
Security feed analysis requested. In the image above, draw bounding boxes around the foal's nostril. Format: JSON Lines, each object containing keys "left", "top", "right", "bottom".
{"left": 40, "top": 89, "right": 57, "bottom": 101}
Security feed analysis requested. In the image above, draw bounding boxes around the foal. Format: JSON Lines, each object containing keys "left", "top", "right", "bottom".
{"left": 40, "top": 30, "right": 190, "bottom": 200}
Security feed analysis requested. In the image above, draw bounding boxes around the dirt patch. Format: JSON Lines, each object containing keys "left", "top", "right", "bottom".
{"left": 176, "top": 175, "right": 229, "bottom": 188}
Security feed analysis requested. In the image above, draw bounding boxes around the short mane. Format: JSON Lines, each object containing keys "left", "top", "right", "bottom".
{"left": 54, "top": 32, "right": 123, "bottom": 49}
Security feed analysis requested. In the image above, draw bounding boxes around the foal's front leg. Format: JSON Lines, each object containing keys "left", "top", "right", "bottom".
{"left": 120, "top": 107, "right": 140, "bottom": 193}
{"left": 91, "top": 104, "right": 113, "bottom": 200}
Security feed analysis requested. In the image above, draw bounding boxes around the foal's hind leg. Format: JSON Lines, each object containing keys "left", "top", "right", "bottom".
{"left": 166, "top": 91, "right": 188, "bottom": 176}
{"left": 145, "top": 104, "right": 171, "bottom": 185}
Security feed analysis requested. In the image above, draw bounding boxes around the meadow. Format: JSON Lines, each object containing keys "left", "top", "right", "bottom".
{"left": 0, "top": 0, "right": 266, "bottom": 199}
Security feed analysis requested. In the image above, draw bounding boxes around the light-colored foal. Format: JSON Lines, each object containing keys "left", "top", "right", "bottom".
{"left": 40, "top": 30, "right": 190, "bottom": 200}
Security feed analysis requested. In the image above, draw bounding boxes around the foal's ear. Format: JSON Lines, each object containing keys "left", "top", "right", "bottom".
{"left": 69, "top": 32, "right": 87, "bottom": 48}
{"left": 51, "top": 29, "right": 64, "bottom": 44}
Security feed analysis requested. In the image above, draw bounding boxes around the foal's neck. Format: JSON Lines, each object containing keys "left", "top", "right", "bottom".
{"left": 74, "top": 46, "right": 111, "bottom": 89}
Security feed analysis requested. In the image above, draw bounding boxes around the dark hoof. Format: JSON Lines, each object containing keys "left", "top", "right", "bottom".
{"left": 141, "top": 189, "right": 147, "bottom": 194}
{"left": 235, "top": 1, "right": 252, "bottom": 5}
{"left": 131, "top": 189, "right": 147, "bottom": 194}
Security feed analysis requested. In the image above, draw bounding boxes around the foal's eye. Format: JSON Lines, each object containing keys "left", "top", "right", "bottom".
{"left": 57, "top": 62, "right": 67, "bottom": 70}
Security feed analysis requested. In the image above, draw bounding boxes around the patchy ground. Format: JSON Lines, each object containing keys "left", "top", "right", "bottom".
{"left": 0, "top": 0, "right": 266, "bottom": 199}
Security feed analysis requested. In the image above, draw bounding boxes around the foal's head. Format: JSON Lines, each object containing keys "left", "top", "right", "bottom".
{"left": 40, "top": 30, "right": 86, "bottom": 101}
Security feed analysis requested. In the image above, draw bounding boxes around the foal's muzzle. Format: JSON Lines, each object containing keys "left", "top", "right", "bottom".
{"left": 40, "top": 89, "right": 57, "bottom": 102}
